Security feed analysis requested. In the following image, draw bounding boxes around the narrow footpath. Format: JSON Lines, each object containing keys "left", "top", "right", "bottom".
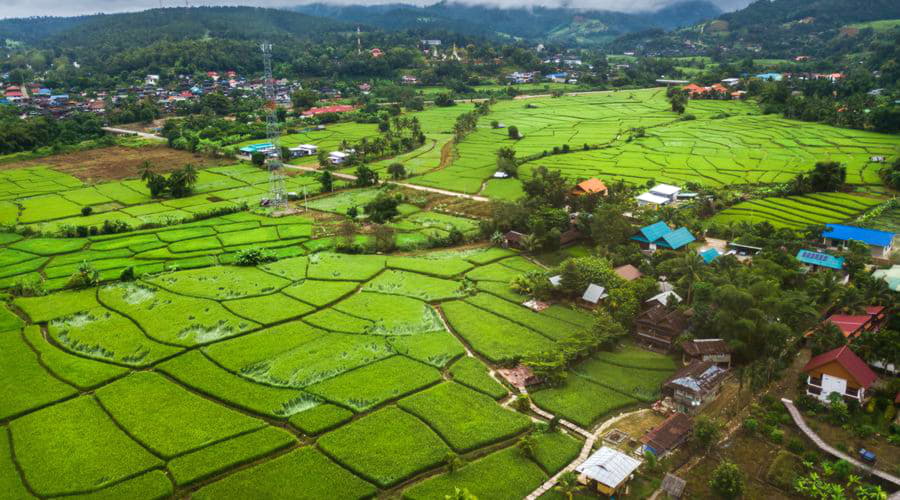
{"left": 782, "top": 398, "right": 900, "bottom": 491}
{"left": 101, "top": 127, "right": 166, "bottom": 140}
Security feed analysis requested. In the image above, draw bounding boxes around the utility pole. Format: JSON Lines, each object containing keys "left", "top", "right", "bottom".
{"left": 357, "top": 26, "right": 362, "bottom": 56}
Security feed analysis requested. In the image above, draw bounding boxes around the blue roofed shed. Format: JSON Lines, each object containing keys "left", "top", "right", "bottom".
{"left": 239, "top": 143, "right": 275, "bottom": 155}
{"left": 660, "top": 228, "right": 696, "bottom": 250}
{"left": 823, "top": 224, "right": 895, "bottom": 258}
{"left": 796, "top": 249, "right": 844, "bottom": 271}
{"left": 699, "top": 248, "right": 721, "bottom": 264}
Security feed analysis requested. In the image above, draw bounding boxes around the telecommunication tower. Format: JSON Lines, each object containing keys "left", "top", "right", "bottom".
{"left": 260, "top": 42, "right": 287, "bottom": 209}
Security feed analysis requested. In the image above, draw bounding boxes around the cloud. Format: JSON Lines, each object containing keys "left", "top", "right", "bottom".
{"left": 1, "top": 0, "right": 754, "bottom": 19}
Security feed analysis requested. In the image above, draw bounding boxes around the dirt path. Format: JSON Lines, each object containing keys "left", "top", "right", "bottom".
{"left": 101, "top": 127, "right": 166, "bottom": 141}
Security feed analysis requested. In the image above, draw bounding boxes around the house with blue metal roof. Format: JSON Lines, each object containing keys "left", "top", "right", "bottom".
{"left": 796, "top": 249, "right": 844, "bottom": 271}
{"left": 631, "top": 221, "right": 696, "bottom": 251}
{"left": 822, "top": 224, "right": 895, "bottom": 258}
{"left": 699, "top": 248, "right": 721, "bottom": 264}
{"left": 755, "top": 72, "right": 783, "bottom": 81}
{"left": 238, "top": 143, "right": 276, "bottom": 158}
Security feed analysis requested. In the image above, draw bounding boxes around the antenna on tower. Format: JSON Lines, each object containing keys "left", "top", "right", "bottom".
{"left": 260, "top": 42, "right": 287, "bottom": 210}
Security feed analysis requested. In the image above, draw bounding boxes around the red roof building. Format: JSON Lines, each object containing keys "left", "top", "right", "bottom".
{"left": 803, "top": 346, "right": 878, "bottom": 403}
{"left": 370, "top": 48, "right": 384, "bottom": 58}
{"left": 821, "top": 306, "right": 885, "bottom": 339}
{"left": 682, "top": 84, "right": 704, "bottom": 96}
{"left": 302, "top": 105, "right": 356, "bottom": 117}
{"left": 572, "top": 178, "right": 608, "bottom": 196}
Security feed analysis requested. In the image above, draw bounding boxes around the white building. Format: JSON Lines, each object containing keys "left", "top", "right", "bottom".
{"left": 328, "top": 151, "right": 349, "bottom": 165}
{"left": 289, "top": 144, "right": 318, "bottom": 158}
{"left": 649, "top": 184, "right": 682, "bottom": 202}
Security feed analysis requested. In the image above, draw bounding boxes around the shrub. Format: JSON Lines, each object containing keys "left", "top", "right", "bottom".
{"left": 786, "top": 436, "right": 805, "bottom": 454}
{"left": 514, "top": 394, "right": 530, "bottom": 412}
{"left": 119, "top": 267, "right": 135, "bottom": 282}
{"left": 853, "top": 424, "right": 876, "bottom": 439}
{"left": 67, "top": 261, "right": 100, "bottom": 289}
{"left": 234, "top": 248, "right": 278, "bottom": 266}
{"left": 10, "top": 275, "right": 46, "bottom": 297}
{"left": 507, "top": 125, "right": 519, "bottom": 139}
{"left": 81, "top": 206, "right": 93, "bottom": 216}
{"left": 709, "top": 461, "right": 743, "bottom": 499}
{"left": 743, "top": 417, "right": 759, "bottom": 434}
{"left": 769, "top": 428, "right": 784, "bottom": 444}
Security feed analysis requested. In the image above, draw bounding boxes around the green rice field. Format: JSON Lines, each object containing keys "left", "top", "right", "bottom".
{"left": 711, "top": 192, "right": 884, "bottom": 229}
{"left": 400, "top": 88, "right": 897, "bottom": 196}
{"left": 2, "top": 239, "right": 674, "bottom": 497}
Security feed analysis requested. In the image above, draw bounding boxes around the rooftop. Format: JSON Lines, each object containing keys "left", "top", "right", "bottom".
{"left": 823, "top": 224, "right": 894, "bottom": 248}
{"left": 582, "top": 283, "right": 608, "bottom": 304}
{"left": 660, "top": 227, "right": 696, "bottom": 250}
{"left": 682, "top": 338, "right": 730, "bottom": 357}
{"left": 641, "top": 413, "right": 692, "bottom": 455}
{"left": 665, "top": 361, "right": 728, "bottom": 395}
{"left": 796, "top": 249, "right": 844, "bottom": 270}
{"left": 576, "top": 446, "right": 642, "bottom": 488}
{"left": 803, "top": 346, "right": 878, "bottom": 389}
{"left": 613, "top": 264, "right": 643, "bottom": 281}
{"left": 650, "top": 183, "right": 681, "bottom": 196}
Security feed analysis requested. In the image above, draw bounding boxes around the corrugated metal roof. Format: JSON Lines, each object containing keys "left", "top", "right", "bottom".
{"left": 582, "top": 283, "right": 608, "bottom": 304}
{"left": 872, "top": 265, "right": 900, "bottom": 291}
{"left": 796, "top": 249, "right": 844, "bottom": 270}
{"left": 661, "top": 227, "right": 696, "bottom": 250}
{"left": 650, "top": 183, "right": 681, "bottom": 196}
{"left": 823, "top": 224, "right": 894, "bottom": 248}
{"left": 636, "top": 192, "right": 670, "bottom": 205}
{"left": 639, "top": 221, "right": 672, "bottom": 242}
{"left": 700, "top": 248, "right": 721, "bottom": 264}
{"left": 646, "top": 290, "right": 681, "bottom": 306}
{"left": 576, "top": 446, "right": 641, "bottom": 488}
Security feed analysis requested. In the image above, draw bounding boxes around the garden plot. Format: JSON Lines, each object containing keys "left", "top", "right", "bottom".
{"left": 0, "top": 331, "right": 78, "bottom": 420}
{"left": 364, "top": 269, "right": 464, "bottom": 301}
{"left": 9, "top": 396, "right": 163, "bottom": 497}
{"left": 332, "top": 291, "right": 444, "bottom": 335}
{"left": 193, "top": 447, "right": 376, "bottom": 499}
{"left": 307, "top": 252, "right": 385, "bottom": 281}
{"left": 95, "top": 372, "right": 266, "bottom": 458}
{"left": 22, "top": 325, "right": 128, "bottom": 390}
{"left": 98, "top": 282, "right": 258, "bottom": 345}
{"left": 389, "top": 329, "right": 467, "bottom": 368}
{"left": 712, "top": 192, "right": 883, "bottom": 229}
{"left": 531, "top": 375, "right": 641, "bottom": 428}
{"left": 204, "top": 322, "right": 394, "bottom": 388}
{"left": 441, "top": 300, "right": 555, "bottom": 363}
{"left": 449, "top": 356, "right": 509, "bottom": 399}
{"left": 397, "top": 382, "right": 531, "bottom": 452}
{"left": 317, "top": 407, "right": 450, "bottom": 487}
{"left": 144, "top": 266, "right": 290, "bottom": 300}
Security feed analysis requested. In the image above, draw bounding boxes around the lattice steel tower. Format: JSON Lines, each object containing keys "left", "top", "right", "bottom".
{"left": 261, "top": 42, "right": 286, "bottom": 209}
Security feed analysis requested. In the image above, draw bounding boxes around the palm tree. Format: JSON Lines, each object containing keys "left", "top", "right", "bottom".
{"left": 806, "top": 271, "right": 841, "bottom": 308}
{"left": 520, "top": 234, "right": 540, "bottom": 254}
{"left": 182, "top": 164, "right": 198, "bottom": 186}
{"left": 861, "top": 276, "right": 892, "bottom": 306}
{"left": 660, "top": 252, "right": 706, "bottom": 304}
{"left": 835, "top": 286, "right": 865, "bottom": 314}
{"left": 554, "top": 471, "right": 583, "bottom": 500}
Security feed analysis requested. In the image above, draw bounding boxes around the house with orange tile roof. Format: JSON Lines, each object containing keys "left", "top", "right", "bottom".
{"left": 571, "top": 178, "right": 608, "bottom": 196}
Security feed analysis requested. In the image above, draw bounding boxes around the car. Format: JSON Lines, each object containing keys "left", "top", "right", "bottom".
{"left": 858, "top": 448, "right": 876, "bottom": 464}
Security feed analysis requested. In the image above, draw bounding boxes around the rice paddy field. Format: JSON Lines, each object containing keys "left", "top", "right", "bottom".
{"left": 0, "top": 244, "right": 653, "bottom": 498}
{"left": 402, "top": 88, "right": 898, "bottom": 197}
{"left": 711, "top": 192, "right": 885, "bottom": 229}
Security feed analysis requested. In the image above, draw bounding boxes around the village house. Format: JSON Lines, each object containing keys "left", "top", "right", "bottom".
{"left": 502, "top": 230, "right": 526, "bottom": 249}
{"left": 796, "top": 249, "right": 845, "bottom": 273}
{"left": 636, "top": 183, "right": 681, "bottom": 207}
{"left": 803, "top": 346, "right": 878, "bottom": 403}
{"left": 681, "top": 339, "right": 731, "bottom": 368}
{"left": 645, "top": 290, "right": 681, "bottom": 308}
{"left": 631, "top": 221, "right": 696, "bottom": 252}
{"left": 640, "top": 412, "right": 693, "bottom": 458}
{"left": 663, "top": 361, "right": 729, "bottom": 414}
{"left": 328, "top": 151, "right": 350, "bottom": 165}
{"left": 613, "top": 264, "right": 643, "bottom": 282}
{"left": 635, "top": 303, "right": 689, "bottom": 351}
{"left": 815, "top": 306, "right": 886, "bottom": 340}
{"left": 822, "top": 224, "right": 895, "bottom": 259}
{"left": 571, "top": 178, "right": 608, "bottom": 197}
{"left": 699, "top": 247, "right": 721, "bottom": 264}
{"left": 660, "top": 474, "right": 687, "bottom": 499}
{"left": 576, "top": 446, "right": 642, "bottom": 496}
{"left": 287, "top": 144, "right": 318, "bottom": 158}
{"left": 580, "top": 283, "right": 608, "bottom": 309}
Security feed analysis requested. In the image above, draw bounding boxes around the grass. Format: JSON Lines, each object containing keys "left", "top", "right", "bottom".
{"left": 306, "top": 355, "right": 442, "bottom": 411}
{"left": 317, "top": 407, "right": 451, "bottom": 488}
{"left": 364, "top": 269, "right": 464, "bottom": 301}
{"left": 441, "top": 300, "right": 554, "bottom": 363}
{"left": 465, "top": 292, "right": 584, "bottom": 341}
{"left": 449, "top": 356, "right": 509, "bottom": 399}
{"left": 0, "top": 331, "right": 78, "bottom": 420}
{"left": 531, "top": 430, "right": 583, "bottom": 474}
{"left": 307, "top": 252, "right": 386, "bottom": 281}
{"left": 288, "top": 403, "right": 354, "bottom": 435}
{"left": 573, "top": 357, "right": 674, "bottom": 402}
{"left": 205, "top": 323, "right": 394, "bottom": 388}
{"left": 193, "top": 447, "right": 377, "bottom": 500}
{"left": 593, "top": 342, "right": 679, "bottom": 371}
{"left": 9, "top": 396, "right": 162, "bottom": 496}
{"left": 144, "top": 265, "right": 290, "bottom": 300}
{"left": 402, "top": 444, "right": 547, "bottom": 500}
{"left": 712, "top": 192, "right": 884, "bottom": 229}
{"left": 398, "top": 382, "right": 531, "bottom": 452}
{"left": 158, "top": 350, "right": 312, "bottom": 417}
{"left": 386, "top": 254, "right": 474, "bottom": 278}
{"left": 68, "top": 471, "right": 173, "bottom": 500}
{"left": 168, "top": 427, "right": 296, "bottom": 486}
{"left": 530, "top": 375, "right": 640, "bottom": 428}
{"left": 282, "top": 279, "right": 358, "bottom": 306}
{"left": 95, "top": 372, "right": 266, "bottom": 458}
{"left": 0, "top": 429, "right": 31, "bottom": 498}
{"left": 333, "top": 292, "right": 443, "bottom": 336}
{"left": 222, "top": 293, "right": 314, "bottom": 324}
{"left": 98, "top": 283, "right": 257, "bottom": 346}
{"left": 22, "top": 325, "right": 128, "bottom": 390}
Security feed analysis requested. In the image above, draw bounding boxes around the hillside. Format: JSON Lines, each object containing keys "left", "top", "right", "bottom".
{"left": 292, "top": 1, "right": 722, "bottom": 46}
{"left": 609, "top": 0, "right": 900, "bottom": 58}
{"left": 0, "top": 7, "right": 351, "bottom": 50}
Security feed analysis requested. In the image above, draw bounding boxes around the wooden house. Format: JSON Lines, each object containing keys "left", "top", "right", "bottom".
{"left": 571, "top": 178, "right": 608, "bottom": 196}
{"left": 663, "top": 361, "right": 728, "bottom": 414}
{"left": 635, "top": 304, "right": 689, "bottom": 351}
{"left": 640, "top": 413, "right": 693, "bottom": 458}
{"left": 576, "top": 447, "right": 641, "bottom": 496}
{"left": 681, "top": 339, "right": 731, "bottom": 368}
{"left": 803, "top": 346, "right": 878, "bottom": 404}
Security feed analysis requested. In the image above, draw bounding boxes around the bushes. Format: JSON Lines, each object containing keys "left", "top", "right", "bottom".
{"left": 709, "top": 461, "right": 744, "bottom": 499}
{"left": 234, "top": 248, "right": 278, "bottom": 266}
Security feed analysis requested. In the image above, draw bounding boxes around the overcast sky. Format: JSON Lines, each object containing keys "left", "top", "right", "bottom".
{"left": 2, "top": 0, "right": 755, "bottom": 20}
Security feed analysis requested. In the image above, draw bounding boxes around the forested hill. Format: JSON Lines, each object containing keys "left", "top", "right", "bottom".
{"left": 0, "top": 7, "right": 350, "bottom": 50}
{"left": 292, "top": 1, "right": 722, "bottom": 46}
{"left": 609, "top": 0, "right": 900, "bottom": 58}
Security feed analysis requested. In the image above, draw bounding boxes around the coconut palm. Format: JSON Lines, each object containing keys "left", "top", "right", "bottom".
{"left": 554, "top": 471, "right": 583, "bottom": 500}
